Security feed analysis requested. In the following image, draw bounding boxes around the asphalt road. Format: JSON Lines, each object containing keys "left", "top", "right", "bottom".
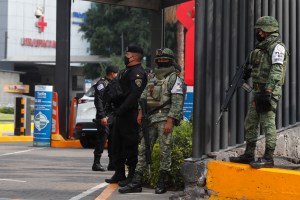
{"left": 0, "top": 142, "right": 175, "bottom": 200}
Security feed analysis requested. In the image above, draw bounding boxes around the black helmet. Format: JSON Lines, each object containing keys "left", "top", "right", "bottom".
{"left": 105, "top": 65, "right": 119, "bottom": 74}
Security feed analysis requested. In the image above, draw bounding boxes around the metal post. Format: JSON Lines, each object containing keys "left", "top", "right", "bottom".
{"left": 192, "top": 0, "right": 206, "bottom": 158}
{"left": 24, "top": 98, "right": 31, "bottom": 136}
{"left": 150, "top": 10, "right": 162, "bottom": 67}
{"left": 14, "top": 97, "right": 22, "bottom": 136}
{"left": 55, "top": 0, "right": 71, "bottom": 138}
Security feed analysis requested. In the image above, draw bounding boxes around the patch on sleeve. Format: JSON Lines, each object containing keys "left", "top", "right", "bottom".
{"left": 171, "top": 77, "right": 184, "bottom": 94}
{"left": 135, "top": 79, "right": 143, "bottom": 87}
{"left": 272, "top": 44, "right": 285, "bottom": 64}
{"left": 97, "top": 84, "right": 105, "bottom": 91}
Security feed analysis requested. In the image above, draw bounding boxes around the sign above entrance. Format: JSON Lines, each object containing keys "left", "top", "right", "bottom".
{"left": 21, "top": 38, "right": 56, "bottom": 48}
{"left": 3, "top": 84, "right": 30, "bottom": 93}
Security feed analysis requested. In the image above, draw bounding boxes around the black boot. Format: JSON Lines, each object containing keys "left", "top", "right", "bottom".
{"left": 229, "top": 154, "right": 255, "bottom": 164}
{"left": 229, "top": 142, "right": 256, "bottom": 164}
{"left": 118, "top": 171, "right": 143, "bottom": 194}
{"left": 155, "top": 170, "right": 168, "bottom": 194}
{"left": 105, "top": 165, "right": 126, "bottom": 183}
{"left": 118, "top": 165, "right": 135, "bottom": 187}
{"left": 250, "top": 157, "right": 274, "bottom": 168}
{"left": 250, "top": 148, "right": 275, "bottom": 169}
{"left": 92, "top": 155, "right": 105, "bottom": 171}
{"left": 107, "top": 157, "right": 115, "bottom": 171}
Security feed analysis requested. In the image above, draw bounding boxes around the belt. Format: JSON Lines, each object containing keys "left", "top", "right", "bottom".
{"left": 253, "top": 83, "right": 265, "bottom": 90}
{"left": 151, "top": 108, "right": 170, "bottom": 115}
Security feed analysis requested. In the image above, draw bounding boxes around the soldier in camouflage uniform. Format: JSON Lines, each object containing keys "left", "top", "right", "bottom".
{"left": 230, "top": 16, "right": 288, "bottom": 168}
{"left": 119, "top": 48, "right": 185, "bottom": 194}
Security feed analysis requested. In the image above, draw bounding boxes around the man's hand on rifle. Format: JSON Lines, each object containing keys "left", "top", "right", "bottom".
{"left": 137, "top": 110, "right": 142, "bottom": 125}
{"left": 164, "top": 117, "right": 174, "bottom": 135}
{"left": 101, "top": 117, "right": 108, "bottom": 126}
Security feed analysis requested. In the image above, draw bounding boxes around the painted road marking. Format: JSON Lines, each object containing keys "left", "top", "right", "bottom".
{"left": 95, "top": 183, "right": 118, "bottom": 200}
{"left": 0, "top": 148, "right": 44, "bottom": 157}
{"left": 0, "top": 178, "right": 26, "bottom": 183}
{"left": 69, "top": 182, "right": 109, "bottom": 200}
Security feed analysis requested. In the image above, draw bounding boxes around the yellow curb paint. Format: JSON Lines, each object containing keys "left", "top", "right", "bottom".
{"left": 0, "top": 136, "right": 33, "bottom": 142}
{"left": 51, "top": 140, "right": 82, "bottom": 148}
{"left": 207, "top": 160, "right": 300, "bottom": 200}
{"left": 51, "top": 134, "right": 65, "bottom": 141}
{"left": 95, "top": 183, "right": 118, "bottom": 200}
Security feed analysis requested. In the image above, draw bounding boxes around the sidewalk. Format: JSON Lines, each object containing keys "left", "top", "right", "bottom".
{"left": 107, "top": 186, "right": 178, "bottom": 200}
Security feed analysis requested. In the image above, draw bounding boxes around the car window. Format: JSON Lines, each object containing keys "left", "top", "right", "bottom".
{"left": 85, "top": 87, "right": 95, "bottom": 97}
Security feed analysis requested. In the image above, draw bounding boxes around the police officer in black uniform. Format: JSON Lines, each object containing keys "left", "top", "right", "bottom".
{"left": 105, "top": 46, "right": 147, "bottom": 186}
{"left": 92, "top": 65, "right": 119, "bottom": 171}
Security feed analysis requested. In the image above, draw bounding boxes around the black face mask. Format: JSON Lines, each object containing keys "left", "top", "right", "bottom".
{"left": 124, "top": 56, "right": 132, "bottom": 66}
{"left": 156, "top": 62, "right": 172, "bottom": 68}
{"left": 256, "top": 32, "right": 265, "bottom": 42}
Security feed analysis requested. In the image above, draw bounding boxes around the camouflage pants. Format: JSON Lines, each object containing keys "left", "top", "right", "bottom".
{"left": 135, "top": 120, "right": 173, "bottom": 173}
{"left": 244, "top": 100, "right": 278, "bottom": 150}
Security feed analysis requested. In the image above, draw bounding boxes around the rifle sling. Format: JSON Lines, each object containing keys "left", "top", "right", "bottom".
{"left": 147, "top": 99, "right": 171, "bottom": 116}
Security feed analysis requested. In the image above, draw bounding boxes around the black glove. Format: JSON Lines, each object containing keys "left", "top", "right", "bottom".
{"left": 254, "top": 91, "right": 272, "bottom": 113}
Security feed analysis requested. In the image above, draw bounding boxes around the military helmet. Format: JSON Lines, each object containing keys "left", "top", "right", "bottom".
{"left": 155, "top": 48, "right": 175, "bottom": 62}
{"left": 254, "top": 16, "right": 279, "bottom": 33}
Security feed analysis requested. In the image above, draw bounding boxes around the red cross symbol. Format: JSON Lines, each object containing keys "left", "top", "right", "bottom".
{"left": 37, "top": 16, "right": 47, "bottom": 33}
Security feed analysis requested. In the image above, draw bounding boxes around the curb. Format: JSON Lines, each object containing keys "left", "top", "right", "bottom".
{"left": 207, "top": 160, "right": 300, "bottom": 200}
{"left": 0, "top": 136, "right": 33, "bottom": 142}
{"left": 51, "top": 140, "right": 82, "bottom": 148}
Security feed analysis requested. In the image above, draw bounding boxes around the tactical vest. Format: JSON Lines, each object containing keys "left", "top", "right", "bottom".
{"left": 250, "top": 37, "right": 288, "bottom": 85}
{"left": 146, "top": 72, "right": 177, "bottom": 110}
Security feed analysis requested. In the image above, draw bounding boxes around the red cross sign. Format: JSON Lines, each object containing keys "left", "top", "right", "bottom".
{"left": 36, "top": 16, "right": 47, "bottom": 33}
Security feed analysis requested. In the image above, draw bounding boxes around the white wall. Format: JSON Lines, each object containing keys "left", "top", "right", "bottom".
{"left": 0, "top": 70, "right": 22, "bottom": 107}
{"left": 6, "top": 0, "right": 91, "bottom": 58}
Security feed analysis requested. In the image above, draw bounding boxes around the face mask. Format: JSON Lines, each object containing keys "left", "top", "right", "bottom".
{"left": 156, "top": 62, "right": 171, "bottom": 68}
{"left": 124, "top": 56, "right": 132, "bottom": 66}
{"left": 256, "top": 32, "right": 265, "bottom": 42}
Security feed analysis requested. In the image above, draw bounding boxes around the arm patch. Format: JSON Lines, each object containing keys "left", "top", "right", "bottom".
{"left": 272, "top": 44, "right": 285, "bottom": 64}
{"left": 171, "top": 76, "right": 184, "bottom": 94}
{"left": 97, "top": 83, "right": 105, "bottom": 91}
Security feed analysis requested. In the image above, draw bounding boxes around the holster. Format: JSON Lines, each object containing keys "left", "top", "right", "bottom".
{"left": 254, "top": 92, "right": 272, "bottom": 113}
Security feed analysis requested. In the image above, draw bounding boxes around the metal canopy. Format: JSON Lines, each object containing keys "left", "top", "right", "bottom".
{"left": 86, "top": 0, "right": 190, "bottom": 10}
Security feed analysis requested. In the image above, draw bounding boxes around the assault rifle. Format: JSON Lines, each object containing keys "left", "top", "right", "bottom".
{"left": 139, "top": 99, "right": 152, "bottom": 173}
{"left": 216, "top": 65, "right": 252, "bottom": 125}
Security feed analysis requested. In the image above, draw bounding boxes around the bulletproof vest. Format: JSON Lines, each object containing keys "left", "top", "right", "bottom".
{"left": 146, "top": 72, "right": 177, "bottom": 110}
{"left": 102, "top": 77, "right": 123, "bottom": 104}
{"left": 250, "top": 36, "right": 288, "bottom": 85}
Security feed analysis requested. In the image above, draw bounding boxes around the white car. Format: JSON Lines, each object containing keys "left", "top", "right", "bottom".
{"left": 75, "top": 86, "right": 98, "bottom": 148}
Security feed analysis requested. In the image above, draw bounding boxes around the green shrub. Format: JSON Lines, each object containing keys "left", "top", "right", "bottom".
{"left": 143, "top": 121, "right": 192, "bottom": 190}
{"left": 0, "top": 107, "right": 14, "bottom": 114}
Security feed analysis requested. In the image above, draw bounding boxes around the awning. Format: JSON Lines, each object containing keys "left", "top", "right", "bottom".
{"left": 1, "top": 55, "right": 109, "bottom": 64}
{"left": 86, "top": 0, "right": 190, "bottom": 10}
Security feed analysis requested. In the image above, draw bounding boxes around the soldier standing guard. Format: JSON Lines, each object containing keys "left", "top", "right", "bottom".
{"left": 92, "top": 65, "right": 119, "bottom": 171}
{"left": 119, "top": 48, "right": 185, "bottom": 194}
{"left": 230, "top": 16, "right": 288, "bottom": 168}
{"left": 105, "top": 46, "right": 148, "bottom": 185}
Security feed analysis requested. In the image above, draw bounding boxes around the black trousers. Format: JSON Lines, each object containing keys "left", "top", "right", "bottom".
{"left": 94, "top": 124, "right": 113, "bottom": 157}
{"left": 111, "top": 110, "right": 139, "bottom": 169}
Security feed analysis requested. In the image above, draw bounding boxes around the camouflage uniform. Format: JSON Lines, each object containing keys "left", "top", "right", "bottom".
{"left": 118, "top": 48, "right": 185, "bottom": 194}
{"left": 136, "top": 67, "right": 184, "bottom": 172}
{"left": 230, "top": 16, "right": 288, "bottom": 168}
